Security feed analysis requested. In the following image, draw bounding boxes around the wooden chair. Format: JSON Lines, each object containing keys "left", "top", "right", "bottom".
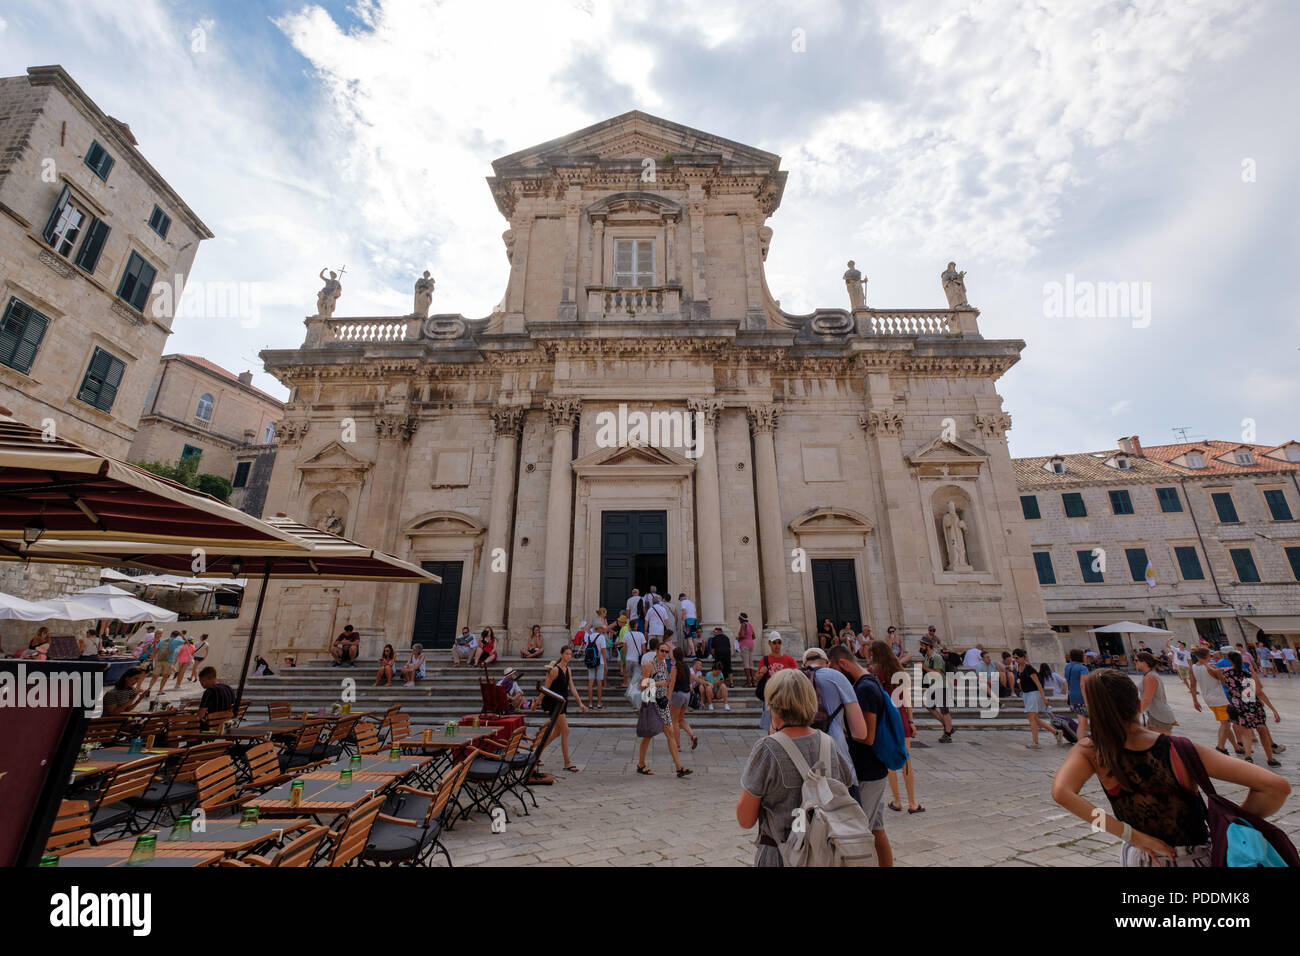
{"left": 372, "top": 705, "right": 405, "bottom": 745}
{"left": 362, "top": 759, "right": 469, "bottom": 867}
{"left": 353, "top": 722, "right": 382, "bottom": 756}
{"left": 235, "top": 701, "right": 250, "bottom": 721}
{"left": 159, "top": 712, "right": 200, "bottom": 745}
{"left": 324, "top": 714, "right": 362, "bottom": 759}
{"left": 83, "top": 717, "right": 125, "bottom": 747}
{"left": 324, "top": 794, "right": 385, "bottom": 867}
{"left": 384, "top": 713, "right": 412, "bottom": 747}
{"left": 86, "top": 753, "right": 168, "bottom": 841}
{"left": 193, "top": 755, "right": 247, "bottom": 817}
{"left": 125, "top": 741, "right": 228, "bottom": 830}
{"left": 239, "top": 741, "right": 292, "bottom": 790}
{"left": 222, "top": 825, "right": 331, "bottom": 867}
{"left": 458, "top": 727, "right": 526, "bottom": 821}
{"left": 498, "top": 704, "right": 562, "bottom": 816}
{"left": 44, "top": 800, "right": 93, "bottom": 857}
{"left": 266, "top": 701, "right": 293, "bottom": 720}
{"left": 278, "top": 718, "right": 330, "bottom": 770}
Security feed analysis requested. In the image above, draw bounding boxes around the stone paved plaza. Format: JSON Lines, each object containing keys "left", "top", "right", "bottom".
{"left": 437, "top": 673, "right": 1300, "bottom": 867}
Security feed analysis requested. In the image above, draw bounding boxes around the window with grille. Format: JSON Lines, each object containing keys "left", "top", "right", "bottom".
{"left": 613, "top": 239, "right": 655, "bottom": 287}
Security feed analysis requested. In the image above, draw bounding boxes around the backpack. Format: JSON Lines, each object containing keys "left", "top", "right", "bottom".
{"left": 1170, "top": 737, "right": 1299, "bottom": 867}
{"left": 155, "top": 638, "right": 175, "bottom": 663}
{"left": 855, "top": 674, "right": 908, "bottom": 771}
{"left": 584, "top": 636, "right": 602, "bottom": 669}
{"left": 801, "top": 666, "right": 844, "bottom": 732}
{"left": 767, "top": 732, "right": 876, "bottom": 867}
{"left": 754, "top": 655, "right": 771, "bottom": 701}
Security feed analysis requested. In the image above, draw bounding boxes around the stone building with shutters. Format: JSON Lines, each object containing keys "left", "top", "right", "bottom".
{"left": 247, "top": 111, "right": 1054, "bottom": 663}
{"left": 1015, "top": 436, "right": 1300, "bottom": 656}
{"left": 0, "top": 65, "right": 211, "bottom": 608}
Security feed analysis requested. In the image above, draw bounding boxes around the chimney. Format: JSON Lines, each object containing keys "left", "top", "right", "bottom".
{"left": 1116, "top": 435, "right": 1143, "bottom": 457}
{"left": 238, "top": 371, "right": 254, "bottom": 386}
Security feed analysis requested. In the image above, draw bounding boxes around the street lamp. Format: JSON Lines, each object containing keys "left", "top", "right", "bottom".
{"left": 22, "top": 516, "right": 45, "bottom": 546}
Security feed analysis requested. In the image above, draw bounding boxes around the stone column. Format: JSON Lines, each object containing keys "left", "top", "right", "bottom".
{"left": 688, "top": 398, "right": 726, "bottom": 630}
{"left": 748, "top": 404, "right": 790, "bottom": 628}
{"left": 687, "top": 188, "right": 710, "bottom": 319}
{"left": 590, "top": 217, "right": 605, "bottom": 286}
{"left": 558, "top": 189, "right": 582, "bottom": 321}
{"left": 541, "top": 398, "right": 581, "bottom": 648}
{"left": 480, "top": 405, "right": 523, "bottom": 637}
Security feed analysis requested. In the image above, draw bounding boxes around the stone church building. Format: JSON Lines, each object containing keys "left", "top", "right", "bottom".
{"left": 249, "top": 111, "right": 1053, "bottom": 662}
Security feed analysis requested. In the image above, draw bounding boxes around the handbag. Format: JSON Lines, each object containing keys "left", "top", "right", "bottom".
{"left": 754, "top": 655, "right": 770, "bottom": 701}
{"left": 636, "top": 702, "right": 664, "bottom": 737}
{"left": 1170, "top": 736, "right": 1299, "bottom": 867}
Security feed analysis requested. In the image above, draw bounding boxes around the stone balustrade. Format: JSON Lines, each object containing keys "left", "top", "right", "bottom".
{"left": 304, "top": 315, "right": 411, "bottom": 346}
{"left": 585, "top": 286, "right": 681, "bottom": 318}
{"left": 865, "top": 309, "right": 979, "bottom": 336}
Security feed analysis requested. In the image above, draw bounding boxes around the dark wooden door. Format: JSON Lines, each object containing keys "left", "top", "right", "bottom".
{"left": 811, "top": 559, "right": 863, "bottom": 631}
{"left": 410, "top": 561, "right": 463, "bottom": 649}
{"left": 600, "top": 511, "right": 667, "bottom": 613}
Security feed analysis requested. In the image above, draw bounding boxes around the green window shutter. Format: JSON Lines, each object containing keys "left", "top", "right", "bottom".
{"left": 1212, "top": 492, "right": 1239, "bottom": 523}
{"left": 117, "top": 251, "right": 159, "bottom": 312}
{"left": 75, "top": 218, "right": 110, "bottom": 273}
{"left": 85, "top": 141, "right": 115, "bottom": 181}
{"left": 1125, "top": 548, "right": 1149, "bottom": 583}
{"left": 148, "top": 205, "right": 171, "bottom": 239}
{"left": 1033, "top": 552, "right": 1055, "bottom": 585}
{"left": 79, "top": 347, "right": 126, "bottom": 412}
{"left": 1076, "top": 550, "right": 1104, "bottom": 583}
{"left": 1229, "top": 549, "right": 1260, "bottom": 583}
{"left": 1175, "top": 546, "right": 1205, "bottom": 581}
{"left": 1156, "top": 487, "right": 1182, "bottom": 513}
{"left": 1062, "top": 492, "right": 1087, "bottom": 518}
{"left": 42, "top": 185, "right": 71, "bottom": 244}
{"left": 1020, "top": 495, "right": 1041, "bottom": 520}
{"left": 1109, "top": 490, "right": 1134, "bottom": 514}
{"left": 1286, "top": 547, "right": 1300, "bottom": 581}
{"left": 1264, "top": 489, "right": 1293, "bottom": 521}
{"left": 0, "top": 298, "right": 49, "bottom": 375}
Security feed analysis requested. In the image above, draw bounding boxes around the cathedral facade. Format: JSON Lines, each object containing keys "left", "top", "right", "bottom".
{"left": 250, "top": 112, "right": 1053, "bottom": 662}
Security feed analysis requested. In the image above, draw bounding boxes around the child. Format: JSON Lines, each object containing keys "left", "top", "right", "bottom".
{"left": 704, "top": 662, "right": 730, "bottom": 711}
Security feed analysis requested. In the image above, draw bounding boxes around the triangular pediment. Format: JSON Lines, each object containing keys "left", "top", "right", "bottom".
{"left": 572, "top": 443, "right": 695, "bottom": 470}
{"left": 906, "top": 437, "right": 990, "bottom": 466}
{"left": 297, "top": 440, "right": 372, "bottom": 473}
{"left": 492, "top": 111, "right": 781, "bottom": 170}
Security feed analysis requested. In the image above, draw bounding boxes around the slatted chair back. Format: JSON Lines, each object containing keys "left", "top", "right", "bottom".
{"left": 167, "top": 741, "right": 230, "bottom": 782}
{"left": 327, "top": 714, "right": 361, "bottom": 744}
{"left": 375, "top": 705, "right": 404, "bottom": 742}
{"left": 241, "top": 741, "right": 285, "bottom": 788}
{"left": 326, "top": 794, "right": 385, "bottom": 867}
{"left": 204, "top": 710, "right": 235, "bottom": 729}
{"left": 83, "top": 718, "right": 124, "bottom": 746}
{"left": 45, "top": 800, "right": 92, "bottom": 856}
{"left": 353, "top": 722, "right": 381, "bottom": 755}
{"left": 385, "top": 713, "right": 411, "bottom": 744}
{"left": 194, "top": 755, "right": 242, "bottom": 814}
{"left": 268, "top": 825, "right": 330, "bottom": 866}
{"left": 493, "top": 726, "right": 527, "bottom": 760}
{"left": 430, "top": 758, "right": 471, "bottom": 824}
{"left": 90, "top": 753, "right": 168, "bottom": 813}
{"left": 162, "top": 713, "right": 201, "bottom": 743}
{"left": 266, "top": 701, "right": 293, "bottom": 719}
{"left": 131, "top": 714, "right": 171, "bottom": 739}
{"left": 235, "top": 701, "right": 250, "bottom": 721}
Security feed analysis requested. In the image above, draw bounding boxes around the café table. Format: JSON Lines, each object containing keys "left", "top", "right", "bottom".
{"left": 394, "top": 727, "right": 502, "bottom": 774}
{"left": 251, "top": 774, "right": 398, "bottom": 824}
{"left": 54, "top": 846, "right": 224, "bottom": 868}
{"left": 69, "top": 746, "right": 180, "bottom": 783}
{"left": 149, "top": 817, "right": 313, "bottom": 856}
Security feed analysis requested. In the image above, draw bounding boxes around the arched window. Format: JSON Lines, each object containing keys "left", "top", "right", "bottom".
{"left": 263, "top": 422, "right": 275, "bottom": 444}
{"left": 195, "top": 393, "right": 214, "bottom": 421}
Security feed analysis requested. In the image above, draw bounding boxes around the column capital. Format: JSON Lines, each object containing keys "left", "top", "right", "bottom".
{"left": 375, "top": 415, "right": 418, "bottom": 442}
{"left": 544, "top": 397, "right": 582, "bottom": 429}
{"left": 489, "top": 405, "right": 525, "bottom": 437}
{"left": 687, "top": 397, "right": 724, "bottom": 428}
{"left": 746, "top": 403, "right": 782, "bottom": 436}
{"left": 975, "top": 411, "right": 1013, "bottom": 439}
{"left": 860, "top": 409, "right": 903, "bottom": 437}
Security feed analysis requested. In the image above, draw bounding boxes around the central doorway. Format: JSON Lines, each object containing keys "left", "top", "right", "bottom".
{"left": 600, "top": 510, "right": 667, "bottom": 614}
{"left": 410, "top": 561, "right": 463, "bottom": 649}
{"left": 811, "top": 559, "right": 863, "bottom": 632}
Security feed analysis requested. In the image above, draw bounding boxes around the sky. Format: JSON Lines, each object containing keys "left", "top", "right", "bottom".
{"left": 2, "top": 0, "right": 1296, "bottom": 458}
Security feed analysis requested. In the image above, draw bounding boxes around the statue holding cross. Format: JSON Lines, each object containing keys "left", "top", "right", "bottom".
{"left": 316, "top": 266, "right": 344, "bottom": 318}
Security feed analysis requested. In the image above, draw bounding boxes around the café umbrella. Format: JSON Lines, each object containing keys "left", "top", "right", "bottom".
{"left": 54, "top": 584, "right": 180, "bottom": 623}
{"left": 0, "top": 591, "right": 98, "bottom": 621}
{"left": 1086, "top": 620, "right": 1173, "bottom": 661}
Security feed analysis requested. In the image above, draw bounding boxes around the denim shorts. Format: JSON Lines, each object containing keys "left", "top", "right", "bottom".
{"left": 670, "top": 690, "right": 690, "bottom": 709}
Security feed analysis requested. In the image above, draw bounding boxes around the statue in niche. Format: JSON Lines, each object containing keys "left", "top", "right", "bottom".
{"left": 942, "top": 500, "right": 972, "bottom": 571}
{"left": 413, "top": 271, "right": 435, "bottom": 317}
{"left": 316, "top": 268, "right": 343, "bottom": 318}
{"left": 319, "top": 507, "right": 344, "bottom": 536}
{"left": 843, "top": 260, "right": 867, "bottom": 310}
{"left": 941, "top": 261, "right": 970, "bottom": 309}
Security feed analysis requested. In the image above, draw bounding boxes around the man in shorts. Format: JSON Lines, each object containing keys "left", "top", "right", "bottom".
{"left": 1064, "top": 647, "right": 1090, "bottom": 739}
{"left": 1166, "top": 639, "right": 1191, "bottom": 688}
{"left": 828, "top": 645, "right": 894, "bottom": 866}
{"left": 678, "top": 592, "right": 698, "bottom": 655}
{"left": 583, "top": 626, "right": 607, "bottom": 709}
{"left": 919, "top": 633, "right": 954, "bottom": 742}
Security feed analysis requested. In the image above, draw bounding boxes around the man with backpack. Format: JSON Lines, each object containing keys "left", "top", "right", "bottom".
{"left": 829, "top": 645, "right": 901, "bottom": 866}
{"left": 800, "top": 647, "right": 868, "bottom": 776}
{"left": 144, "top": 629, "right": 183, "bottom": 697}
{"left": 582, "top": 623, "right": 608, "bottom": 710}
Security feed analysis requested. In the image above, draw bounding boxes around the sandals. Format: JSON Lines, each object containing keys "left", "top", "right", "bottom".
{"left": 1025, "top": 743, "right": 1042, "bottom": 750}
{"left": 563, "top": 765, "right": 580, "bottom": 772}
{"left": 1215, "top": 746, "right": 1229, "bottom": 755}
{"left": 908, "top": 805, "right": 926, "bottom": 814}
{"left": 676, "top": 767, "right": 693, "bottom": 778}
{"left": 636, "top": 765, "right": 654, "bottom": 775}
{"left": 888, "top": 802, "right": 904, "bottom": 812}
{"left": 690, "top": 735, "right": 699, "bottom": 751}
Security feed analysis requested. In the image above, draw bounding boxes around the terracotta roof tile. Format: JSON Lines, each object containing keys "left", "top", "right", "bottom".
{"left": 1014, "top": 439, "right": 1300, "bottom": 485}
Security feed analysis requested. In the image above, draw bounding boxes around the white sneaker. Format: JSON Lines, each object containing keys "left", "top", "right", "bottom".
{"left": 724, "top": 704, "right": 731, "bottom": 711}
{"left": 708, "top": 704, "right": 715, "bottom": 711}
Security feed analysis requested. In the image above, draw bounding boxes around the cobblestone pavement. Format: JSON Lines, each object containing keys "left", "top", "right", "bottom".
{"left": 440, "top": 674, "right": 1300, "bottom": 866}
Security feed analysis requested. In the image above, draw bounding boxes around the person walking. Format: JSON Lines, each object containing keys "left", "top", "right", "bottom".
{"left": 538, "top": 645, "right": 588, "bottom": 772}
{"left": 919, "top": 634, "right": 954, "bottom": 743}
{"left": 625, "top": 588, "right": 642, "bottom": 634}
{"left": 1136, "top": 652, "right": 1176, "bottom": 735}
{"left": 670, "top": 646, "right": 698, "bottom": 751}
{"left": 583, "top": 622, "right": 608, "bottom": 710}
{"left": 1064, "top": 648, "right": 1090, "bottom": 740}
{"left": 737, "top": 613, "right": 757, "bottom": 686}
{"left": 1014, "top": 649, "right": 1063, "bottom": 748}
{"left": 801, "top": 648, "right": 869, "bottom": 775}
{"left": 636, "top": 639, "right": 690, "bottom": 777}
{"left": 1220, "top": 650, "right": 1283, "bottom": 767}
{"left": 623, "top": 621, "right": 647, "bottom": 688}
{"left": 1166, "top": 640, "right": 1192, "bottom": 690}
{"left": 678, "top": 593, "right": 698, "bottom": 656}
{"left": 186, "top": 634, "right": 210, "bottom": 683}
{"left": 736, "top": 669, "right": 858, "bottom": 866}
{"left": 828, "top": 645, "right": 896, "bottom": 865}
{"left": 1188, "top": 646, "right": 1243, "bottom": 755}
{"left": 869, "top": 640, "right": 922, "bottom": 814}
{"left": 1052, "top": 668, "right": 1291, "bottom": 866}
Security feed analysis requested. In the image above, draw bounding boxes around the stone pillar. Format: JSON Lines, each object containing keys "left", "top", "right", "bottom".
{"left": 688, "top": 398, "right": 726, "bottom": 630}
{"left": 558, "top": 189, "right": 582, "bottom": 321}
{"left": 748, "top": 403, "right": 790, "bottom": 629}
{"left": 590, "top": 217, "right": 605, "bottom": 286}
{"left": 480, "top": 405, "right": 523, "bottom": 637}
{"left": 739, "top": 210, "right": 766, "bottom": 329}
{"left": 687, "top": 188, "right": 710, "bottom": 319}
{"left": 541, "top": 398, "right": 581, "bottom": 649}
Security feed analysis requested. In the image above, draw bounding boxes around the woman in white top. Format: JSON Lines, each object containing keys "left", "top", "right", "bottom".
{"left": 1188, "top": 647, "right": 1242, "bottom": 754}
{"left": 402, "top": 643, "right": 427, "bottom": 686}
